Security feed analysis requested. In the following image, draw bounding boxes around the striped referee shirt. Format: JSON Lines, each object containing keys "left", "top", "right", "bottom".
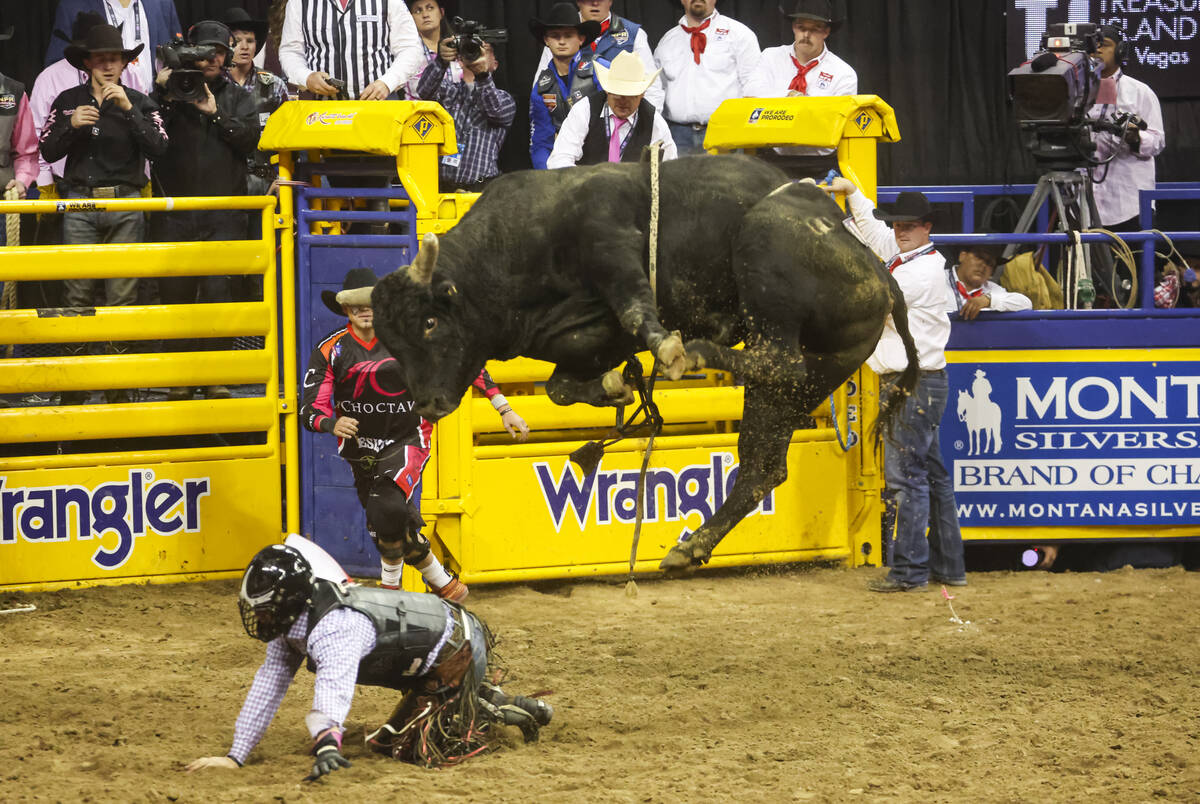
{"left": 278, "top": 0, "right": 425, "bottom": 99}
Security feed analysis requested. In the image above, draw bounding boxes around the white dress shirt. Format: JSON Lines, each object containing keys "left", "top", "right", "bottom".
{"left": 748, "top": 43, "right": 857, "bottom": 157}
{"left": 279, "top": 0, "right": 425, "bottom": 98}
{"left": 652, "top": 11, "right": 760, "bottom": 125}
{"left": 845, "top": 190, "right": 954, "bottom": 373}
{"left": 532, "top": 14, "right": 664, "bottom": 110}
{"left": 102, "top": 0, "right": 154, "bottom": 93}
{"left": 546, "top": 95, "right": 677, "bottom": 168}
{"left": 1088, "top": 69, "right": 1166, "bottom": 226}
{"left": 945, "top": 268, "right": 1033, "bottom": 314}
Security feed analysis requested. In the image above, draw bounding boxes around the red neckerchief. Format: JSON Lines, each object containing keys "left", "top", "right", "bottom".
{"left": 956, "top": 280, "right": 983, "bottom": 299}
{"left": 591, "top": 18, "right": 611, "bottom": 51}
{"left": 681, "top": 18, "right": 711, "bottom": 65}
{"left": 885, "top": 243, "right": 936, "bottom": 274}
{"left": 789, "top": 55, "right": 819, "bottom": 94}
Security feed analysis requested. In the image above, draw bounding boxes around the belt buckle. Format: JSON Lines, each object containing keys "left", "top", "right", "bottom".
{"left": 92, "top": 186, "right": 118, "bottom": 199}
{"left": 692, "top": 123, "right": 703, "bottom": 131}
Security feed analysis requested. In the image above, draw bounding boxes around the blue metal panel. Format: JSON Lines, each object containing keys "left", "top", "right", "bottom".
{"left": 294, "top": 186, "right": 418, "bottom": 577}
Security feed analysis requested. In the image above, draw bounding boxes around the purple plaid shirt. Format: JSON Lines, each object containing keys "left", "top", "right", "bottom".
{"left": 415, "top": 58, "right": 515, "bottom": 186}
{"left": 227, "top": 607, "right": 376, "bottom": 764}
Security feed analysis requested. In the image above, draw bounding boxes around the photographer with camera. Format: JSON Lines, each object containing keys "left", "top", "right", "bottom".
{"left": 150, "top": 20, "right": 258, "bottom": 401}
{"left": 1088, "top": 24, "right": 1164, "bottom": 230}
{"left": 278, "top": 0, "right": 423, "bottom": 100}
{"left": 415, "top": 30, "right": 514, "bottom": 192}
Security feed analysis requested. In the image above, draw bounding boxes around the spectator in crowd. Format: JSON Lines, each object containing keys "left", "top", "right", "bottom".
{"left": 531, "top": 1, "right": 664, "bottom": 111}
{"left": 184, "top": 544, "right": 553, "bottom": 775}
{"left": 1089, "top": 24, "right": 1165, "bottom": 230}
{"left": 150, "top": 20, "right": 258, "bottom": 401}
{"left": 416, "top": 39, "right": 513, "bottom": 192}
{"left": 830, "top": 177, "right": 966, "bottom": 592}
{"left": 31, "top": 12, "right": 147, "bottom": 201}
{"left": 404, "top": 0, "right": 462, "bottom": 100}
{"left": 529, "top": 3, "right": 603, "bottom": 170}
{"left": 1176, "top": 262, "right": 1200, "bottom": 309}
{"left": 946, "top": 245, "right": 1032, "bottom": 319}
{"left": 220, "top": 7, "right": 288, "bottom": 198}
{"left": 278, "top": 0, "right": 424, "bottom": 100}
{"left": 653, "top": 0, "right": 760, "bottom": 156}
{"left": 750, "top": 0, "right": 856, "bottom": 180}
{"left": 45, "top": 0, "right": 182, "bottom": 97}
{"left": 38, "top": 24, "right": 168, "bottom": 405}
{"left": 547, "top": 51, "right": 676, "bottom": 168}
{"left": 0, "top": 25, "right": 38, "bottom": 207}
{"left": 300, "top": 268, "right": 528, "bottom": 597}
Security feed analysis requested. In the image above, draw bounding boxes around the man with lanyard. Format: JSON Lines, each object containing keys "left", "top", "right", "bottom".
{"left": 185, "top": 543, "right": 554, "bottom": 776}
{"left": 652, "top": 0, "right": 760, "bottom": 156}
{"left": 300, "top": 269, "right": 529, "bottom": 599}
{"left": 45, "top": 0, "right": 182, "bottom": 96}
{"left": 528, "top": 3, "right": 603, "bottom": 170}
{"left": 945, "top": 245, "right": 1032, "bottom": 320}
{"left": 750, "top": 0, "right": 856, "bottom": 181}
{"left": 547, "top": 51, "right": 677, "bottom": 168}
{"left": 278, "top": 0, "right": 424, "bottom": 100}
{"left": 831, "top": 177, "right": 967, "bottom": 592}
{"left": 1088, "top": 24, "right": 1165, "bottom": 232}
{"left": 530, "top": 1, "right": 664, "bottom": 111}
{"left": 416, "top": 38, "right": 514, "bottom": 192}
{"left": 39, "top": 23, "right": 168, "bottom": 405}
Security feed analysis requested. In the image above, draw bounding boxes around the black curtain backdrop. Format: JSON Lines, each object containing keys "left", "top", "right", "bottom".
{"left": 4, "top": 0, "right": 1198, "bottom": 187}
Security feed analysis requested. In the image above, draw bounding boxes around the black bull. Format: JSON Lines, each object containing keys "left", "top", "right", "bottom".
{"left": 373, "top": 154, "right": 918, "bottom": 573}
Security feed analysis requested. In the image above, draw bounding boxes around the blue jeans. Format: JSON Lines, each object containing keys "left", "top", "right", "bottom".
{"left": 880, "top": 370, "right": 965, "bottom": 586}
{"left": 667, "top": 122, "right": 708, "bottom": 156}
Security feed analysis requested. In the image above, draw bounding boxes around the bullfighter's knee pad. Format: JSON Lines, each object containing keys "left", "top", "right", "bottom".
{"left": 366, "top": 481, "right": 429, "bottom": 563}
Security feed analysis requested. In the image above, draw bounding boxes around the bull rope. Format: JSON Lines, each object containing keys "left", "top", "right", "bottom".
{"left": 3, "top": 186, "right": 20, "bottom": 359}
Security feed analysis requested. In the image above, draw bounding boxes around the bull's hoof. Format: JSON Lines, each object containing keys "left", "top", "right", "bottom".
{"left": 683, "top": 340, "right": 716, "bottom": 372}
{"left": 600, "top": 369, "right": 635, "bottom": 406}
{"left": 659, "top": 541, "right": 707, "bottom": 575}
{"left": 657, "top": 332, "right": 686, "bottom": 381}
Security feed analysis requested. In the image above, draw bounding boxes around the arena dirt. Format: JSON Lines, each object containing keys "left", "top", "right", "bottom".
{"left": 1, "top": 565, "right": 1197, "bottom": 803}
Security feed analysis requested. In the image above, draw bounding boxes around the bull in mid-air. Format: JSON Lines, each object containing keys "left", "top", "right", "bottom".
{"left": 372, "top": 154, "right": 917, "bottom": 573}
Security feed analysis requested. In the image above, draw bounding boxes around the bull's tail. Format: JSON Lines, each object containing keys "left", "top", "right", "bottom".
{"left": 874, "top": 271, "right": 920, "bottom": 442}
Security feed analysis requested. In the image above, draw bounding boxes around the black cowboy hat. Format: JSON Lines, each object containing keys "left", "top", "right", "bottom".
{"left": 188, "top": 19, "right": 233, "bottom": 52}
{"left": 957, "top": 242, "right": 1014, "bottom": 270}
{"left": 64, "top": 24, "right": 144, "bottom": 73}
{"left": 221, "top": 7, "right": 268, "bottom": 54}
{"left": 321, "top": 268, "right": 380, "bottom": 315}
{"left": 529, "top": 3, "right": 601, "bottom": 46}
{"left": 873, "top": 191, "right": 939, "bottom": 224}
{"left": 781, "top": 0, "right": 845, "bottom": 34}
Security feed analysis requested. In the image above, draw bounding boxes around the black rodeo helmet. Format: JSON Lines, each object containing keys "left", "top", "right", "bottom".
{"left": 238, "top": 544, "right": 314, "bottom": 642}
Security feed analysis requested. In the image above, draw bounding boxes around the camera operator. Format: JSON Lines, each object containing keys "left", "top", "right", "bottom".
{"left": 150, "top": 20, "right": 258, "bottom": 401}
{"left": 414, "top": 35, "right": 514, "bottom": 192}
{"left": 1088, "top": 24, "right": 1164, "bottom": 230}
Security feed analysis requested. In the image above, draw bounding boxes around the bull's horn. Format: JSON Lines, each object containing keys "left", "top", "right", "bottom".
{"left": 409, "top": 232, "right": 440, "bottom": 285}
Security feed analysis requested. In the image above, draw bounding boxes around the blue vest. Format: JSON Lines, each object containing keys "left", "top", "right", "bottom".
{"left": 593, "top": 16, "right": 641, "bottom": 63}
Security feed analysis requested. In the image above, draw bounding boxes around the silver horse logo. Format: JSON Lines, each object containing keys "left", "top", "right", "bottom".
{"left": 957, "top": 369, "right": 1003, "bottom": 456}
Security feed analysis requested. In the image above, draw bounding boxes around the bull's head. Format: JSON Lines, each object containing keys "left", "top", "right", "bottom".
{"left": 372, "top": 233, "right": 477, "bottom": 421}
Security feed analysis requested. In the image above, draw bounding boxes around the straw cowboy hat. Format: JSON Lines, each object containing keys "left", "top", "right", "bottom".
{"left": 64, "top": 23, "right": 144, "bottom": 72}
{"left": 221, "top": 7, "right": 269, "bottom": 54}
{"left": 322, "top": 268, "right": 380, "bottom": 315}
{"left": 595, "top": 51, "right": 662, "bottom": 98}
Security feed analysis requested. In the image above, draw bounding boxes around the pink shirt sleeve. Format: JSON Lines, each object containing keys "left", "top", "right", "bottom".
{"left": 11, "top": 94, "right": 38, "bottom": 189}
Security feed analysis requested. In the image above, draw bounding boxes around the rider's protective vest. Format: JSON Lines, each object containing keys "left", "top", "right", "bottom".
{"left": 0, "top": 74, "right": 25, "bottom": 189}
{"left": 535, "top": 53, "right": 598, "bottom": 129}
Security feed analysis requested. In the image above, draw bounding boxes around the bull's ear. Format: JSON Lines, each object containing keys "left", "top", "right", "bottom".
{"left": 409, "top": 232, "right": 439, "bottom": 285}
{"left": 435, "top": 279, "right": 458, "bottom": 299}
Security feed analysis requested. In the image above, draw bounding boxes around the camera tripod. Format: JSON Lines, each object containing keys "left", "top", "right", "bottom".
{"left": 1001, "top": 169, "right": 1125, "bottom": 309}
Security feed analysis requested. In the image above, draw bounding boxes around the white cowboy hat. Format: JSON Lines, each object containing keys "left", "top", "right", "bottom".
{"left": 594, "top": 51, "right": 661, "bottom": 98}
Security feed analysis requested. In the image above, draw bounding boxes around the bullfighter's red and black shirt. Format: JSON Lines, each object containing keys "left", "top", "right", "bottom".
{"left": 300, "top": 325, "right": 501, "bottom": 465}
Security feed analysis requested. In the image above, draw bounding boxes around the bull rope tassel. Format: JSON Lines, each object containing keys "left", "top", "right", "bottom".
{"left": 2, "top": 186, "right": 20, "bottom": 359}
{"left": 625, "top": 141, "right": 665, "bottom": 599}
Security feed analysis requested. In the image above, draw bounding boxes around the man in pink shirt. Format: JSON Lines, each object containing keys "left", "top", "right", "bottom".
{"left": 0, "top": 26, "right": 38, "bottom": 207}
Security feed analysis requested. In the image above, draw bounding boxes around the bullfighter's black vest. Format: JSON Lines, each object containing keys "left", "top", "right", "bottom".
{"left": 0, "top": 73, "right": 25, "bottom": 189}
{"left": 579, "top": 94, "right": 656, "bottom": 166}
{"left": 592, "top": 16, "right": 641, "bottom": 63}
{"left": 306, "top": 579, "right": 452, "bottom": 690}
{"left": 535, "top": 53, "right": 598, "bottom": 129}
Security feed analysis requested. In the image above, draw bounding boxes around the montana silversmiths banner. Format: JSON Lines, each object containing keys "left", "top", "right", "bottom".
{"left": 1007, "top": 0, "right": 1199, "bottom": 98}
{"left": 944, "top": 356, "right": 1200, "bottom": 526}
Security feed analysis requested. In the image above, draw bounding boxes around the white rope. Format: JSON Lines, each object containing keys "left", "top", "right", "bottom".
{"left": 3, "top": 187, "right": 19, "bottom": 359}
{"left": 648, "top": 141, "right": 661, "bottom": 303}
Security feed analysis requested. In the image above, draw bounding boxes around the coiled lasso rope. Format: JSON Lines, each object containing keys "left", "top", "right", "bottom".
{"left": 2, "top": 186, "right": 20, "bottom": 358}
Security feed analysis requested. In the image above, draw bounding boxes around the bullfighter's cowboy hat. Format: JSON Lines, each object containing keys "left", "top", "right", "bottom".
{"left": 221, "top": 7, "right": 269, "bottom": 54}
{"left": 64, "top": 24, "right": 144, "bottom": 72}
{"left": 595, "top": 51, "right": 661, "bottom": 97}
{"left": 187, "top": 19, "right": 233, "bottom": 53}
{"left": 529, "top": 3, "right": 601, "bottom": 46}
{"left": 322, "top": 268, "right": 380, "bottom": 315}
{"left": 873, "top": 191, "right": 941, "bottom": 225}
{"left": 781, "top": 0, "right": 846, "bottom": 34}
